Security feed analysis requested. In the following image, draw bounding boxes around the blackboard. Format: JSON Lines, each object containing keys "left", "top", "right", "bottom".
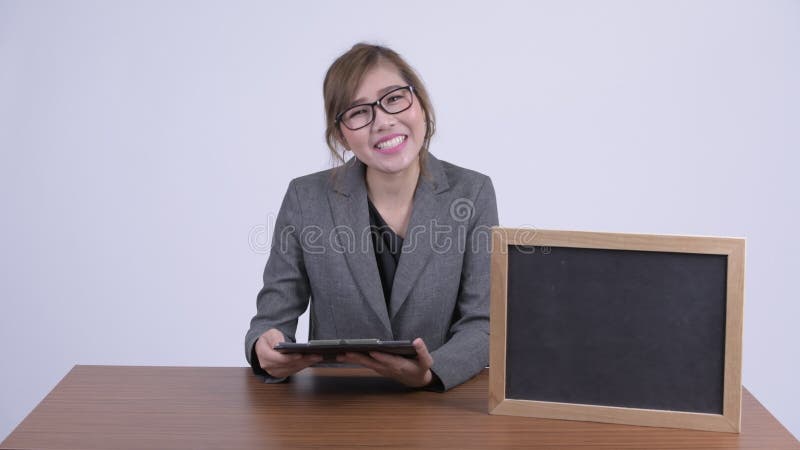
{"left": 489, "top": 229, "right": 745, "bottom": 433}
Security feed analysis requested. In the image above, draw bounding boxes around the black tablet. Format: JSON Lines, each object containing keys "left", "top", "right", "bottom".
{"left": 274, "top": 339, "right": 417, "bottom": 357}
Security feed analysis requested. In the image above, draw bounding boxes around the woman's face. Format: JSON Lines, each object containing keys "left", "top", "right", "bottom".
{"left": 339, "top": 63, "right": 427, "bottom": 177}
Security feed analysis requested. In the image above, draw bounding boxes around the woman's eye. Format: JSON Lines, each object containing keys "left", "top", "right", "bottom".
{"left": 386, "top": 95, "right": 402, "bottom": 104}
{"left": 348, "top": 108, "right": 367, "bottom": 119}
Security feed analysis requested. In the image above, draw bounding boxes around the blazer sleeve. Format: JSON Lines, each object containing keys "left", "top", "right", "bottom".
{"left": 430, "top": 176, "right": 499, "bottom": 390}
{"left": 244, "top": 180, "right": 311, "bottom": 377}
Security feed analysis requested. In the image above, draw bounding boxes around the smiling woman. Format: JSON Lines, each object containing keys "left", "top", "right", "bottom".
{"left": 336, "top": 65, "right": 427, "bottom": 187}
{"left": 323, "top": 43, "right": 437, "bottom": 169}
{"left": 245, "top": 43, "right": 498, "bottom": 391}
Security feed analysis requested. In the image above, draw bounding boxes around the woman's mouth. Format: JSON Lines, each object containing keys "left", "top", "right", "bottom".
{"left": 374, "top": 134, "right": 407, "bottom": 154}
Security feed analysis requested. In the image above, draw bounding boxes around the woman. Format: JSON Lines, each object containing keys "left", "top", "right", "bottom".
{"left": 245, "top": 43, "right": 498, "bottom": 391}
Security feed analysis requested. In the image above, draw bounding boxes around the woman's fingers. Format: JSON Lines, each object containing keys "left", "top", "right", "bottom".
{"left": 269, "top": 354, "right": 323, "bottom": 378}
{"left": 266, "top": 354, "right": 322, "bottom": 378}
{"left": 256, "top": 328, "right": 322, "bottom": 377}
{"left": 412, "top": 338, "right": 434, "bottom": 369}
{"left": 337, "top": 347, "right": 433, "bottom": 387}
{"left": 338, "top": 352, "right": 387, "bottom": 374}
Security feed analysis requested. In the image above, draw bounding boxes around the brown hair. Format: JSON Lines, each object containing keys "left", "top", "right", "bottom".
{"left": 323, "top": 43, "right": 436, "bottom": 169}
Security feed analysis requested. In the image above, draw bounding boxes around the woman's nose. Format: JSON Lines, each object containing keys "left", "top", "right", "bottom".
{"left": 372, "top": 106, "right": 395, "bottom": 130}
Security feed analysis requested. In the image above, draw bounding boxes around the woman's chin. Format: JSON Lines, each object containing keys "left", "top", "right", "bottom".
{"left": 362, "top": 147, "right": 420, "bottom": 174}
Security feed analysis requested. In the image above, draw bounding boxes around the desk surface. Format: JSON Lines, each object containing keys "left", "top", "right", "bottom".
{"left": 2, "top": 365, "right": 797, "bottom": 449}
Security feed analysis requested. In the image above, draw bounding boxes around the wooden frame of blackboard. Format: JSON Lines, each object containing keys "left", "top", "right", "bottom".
{"left": 488, "top": 228, "right": 745, "bottom": 433}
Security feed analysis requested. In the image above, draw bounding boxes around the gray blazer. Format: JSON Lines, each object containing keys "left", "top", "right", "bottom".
{"left": 245, "top": 153, "right": 498, "bottom": 390}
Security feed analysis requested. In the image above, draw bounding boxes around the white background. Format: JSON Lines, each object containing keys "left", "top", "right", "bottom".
{"left": 1, "top": 0, "right": 798, "bottom": 441}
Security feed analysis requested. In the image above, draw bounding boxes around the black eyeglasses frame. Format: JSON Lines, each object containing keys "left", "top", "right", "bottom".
{"left": 335, "top": 85, "right": 416, "bottom": 131}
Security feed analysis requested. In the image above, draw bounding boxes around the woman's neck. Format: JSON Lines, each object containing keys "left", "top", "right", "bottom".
{"left": 365, "top": 161, "right": 420, "bottom": 208}
{"left": 365, "top": 160, "right": 420, "bottom": 238}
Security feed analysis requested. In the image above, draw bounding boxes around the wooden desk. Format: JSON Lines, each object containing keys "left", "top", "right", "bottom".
{"left": 2, "top": 366, "right": 797, "bottom": 449}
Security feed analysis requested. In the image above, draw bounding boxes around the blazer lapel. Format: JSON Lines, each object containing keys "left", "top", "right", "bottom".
{"left": 328, "top": 158, "right": 392, "bottom": 334}
{"left": 389, "top": 154, "right": 450, "bottom": 319}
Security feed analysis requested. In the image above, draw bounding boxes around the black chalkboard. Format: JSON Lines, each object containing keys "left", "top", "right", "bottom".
{"left": 505, "top": 245, "right": 728, "bottom": 414}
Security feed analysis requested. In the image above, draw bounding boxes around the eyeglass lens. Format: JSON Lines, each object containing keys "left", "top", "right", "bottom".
{"left": 340, "top": 87, "right": 413, "bottom": 130}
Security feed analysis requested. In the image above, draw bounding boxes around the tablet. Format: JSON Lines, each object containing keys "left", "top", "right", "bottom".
{"left": 274, "top": 339, "right": 417, "bottom": 357}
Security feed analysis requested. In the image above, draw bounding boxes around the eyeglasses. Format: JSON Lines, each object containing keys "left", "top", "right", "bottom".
{"left": 336, "top": 85, "right": 415, "bottom": 131}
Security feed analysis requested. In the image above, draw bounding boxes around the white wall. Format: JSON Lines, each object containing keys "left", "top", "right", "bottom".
{"left": 1, "top": 0, "right": 797, "bottom": 440}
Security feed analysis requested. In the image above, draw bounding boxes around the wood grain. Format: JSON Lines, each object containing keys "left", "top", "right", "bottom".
{"left": 496, "top": 227, "right": 743, "bottom": 255}
{"left": 2, "top": 366, "right": 797, "bottom": 449}
{"left": 489, "top": 226, "right": 508, "bottom": 413}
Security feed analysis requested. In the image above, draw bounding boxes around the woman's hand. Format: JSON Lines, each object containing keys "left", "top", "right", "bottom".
{"left": 255, "top": 328, "right": 322, "bottom": 379}
{"left": 336, "top": 338, "right": 435, "bottom": 388}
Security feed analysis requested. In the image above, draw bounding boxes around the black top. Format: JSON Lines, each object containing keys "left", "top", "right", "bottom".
{"left": 367, "top": 199, "right": 445, "bottom": 391}
{"left": 367, "top": 199, "right": 403, "bottom": 307}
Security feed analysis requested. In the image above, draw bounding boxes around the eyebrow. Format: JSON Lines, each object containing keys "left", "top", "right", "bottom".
{"left": 349, "top": 85, "right": 404, "bottom": 107}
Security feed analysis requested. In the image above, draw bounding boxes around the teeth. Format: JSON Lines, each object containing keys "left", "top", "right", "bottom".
{"left": 376, "top": 135, "right": 405, "bottom": 149}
